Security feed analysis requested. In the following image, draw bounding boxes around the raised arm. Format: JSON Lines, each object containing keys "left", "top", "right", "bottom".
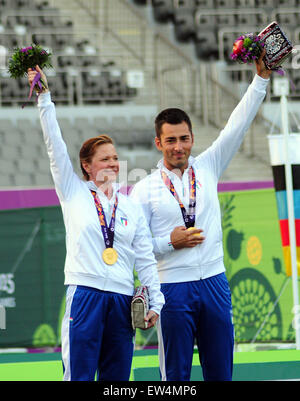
{"left": 28, "top": 66, "right": 79, "bottom": 201}
{"left": 198, "top": 51, "right": 272, "bottom": 179}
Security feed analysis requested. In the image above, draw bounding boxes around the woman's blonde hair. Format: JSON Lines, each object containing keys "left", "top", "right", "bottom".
{"left": 79, "top": 134, "right": 114, "bottom": 181}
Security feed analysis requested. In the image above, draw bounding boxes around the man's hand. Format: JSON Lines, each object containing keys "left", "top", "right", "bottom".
{"left": 143, "top": 310, "right": 158, "bottom": 330}
{"left": 255, "top": 49, "right": 272, "bottom": 79}
{"left": 27, "top": 65, "right": 49, "bottom": 93}
{"left": 170, "top": 226, "right": 205, "bottom": 249}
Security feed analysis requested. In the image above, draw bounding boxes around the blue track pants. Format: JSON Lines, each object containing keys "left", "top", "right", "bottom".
{"left": 61, "top": 285, "right": 134, "bottom": 381}
{"left": 157, "top": 273, "right": 234, "bottom": 381}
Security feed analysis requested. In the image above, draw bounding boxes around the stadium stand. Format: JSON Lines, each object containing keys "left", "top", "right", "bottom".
{"left": 0, "top": 0, "right": 164, "bottom": 187}
{"left": 2, "top": 0, "right": 299, "bottom": 188}
{"left": 133, "top": 0, "right": 300, "bottom": 98}
{"left": 0, "top": 0, "right": 137, "bottom": 107}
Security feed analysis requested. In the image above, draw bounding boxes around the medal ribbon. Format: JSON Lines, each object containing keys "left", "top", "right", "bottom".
{"left": 161, "top": 167, "right": 196, "bottom": 228}
{"left": 90, "top": 190, "right": 118, "bottom": 248}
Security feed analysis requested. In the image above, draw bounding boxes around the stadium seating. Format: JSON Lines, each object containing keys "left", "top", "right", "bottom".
{"left": 130, "top": 0, "right": 300, "bottom": 97}
{"left": 2, "top": 0, "right": 297, "bottom": 189}
{"left": 0, "top": 111, "right": 158, "bottom": 187}
{"left": 145, "top": 0, "right": 300, "bottom": 55}
{"left": 0, "top": 0, "right": 138, "bottom": 106}
{"left": 151, "top": 0, "right": 175, "bottom": 22}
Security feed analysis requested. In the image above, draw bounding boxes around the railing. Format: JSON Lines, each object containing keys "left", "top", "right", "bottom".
{"left": 75, "top": 0, "right": 148, "bottom": 66}
{"left": 194, "top": 8, "right": 268, "bottom": 27}
{"left": 0, "top": 67, "right": 158, "bottom": 106}
{"left": 1, "top": 10, "right": 71, "bottom": 25}
{"left": 158, "top": 65, "right": 196, "bottom": 112}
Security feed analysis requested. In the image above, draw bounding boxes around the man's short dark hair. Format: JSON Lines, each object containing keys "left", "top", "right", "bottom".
{"left": 155, "top": 108, "right": 193, "bottom": 139}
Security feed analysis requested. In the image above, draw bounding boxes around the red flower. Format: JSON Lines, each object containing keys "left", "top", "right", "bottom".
{"left": 232, "top": 39, "right": 244, "bottom": 55}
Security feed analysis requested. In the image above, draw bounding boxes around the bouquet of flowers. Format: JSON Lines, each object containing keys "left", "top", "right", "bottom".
{"left": 230, "top": 33, "right": 263, "bottom": 64}
{"left": 230, "top": 22, "right": 293, "bottom": 70}
{"left": 8, "top": 44, "right": 52, "bottom": 105}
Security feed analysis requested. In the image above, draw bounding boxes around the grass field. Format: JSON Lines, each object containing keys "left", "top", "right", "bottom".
{"left": 0, "top": 349, "right": 300, "bottom": 381}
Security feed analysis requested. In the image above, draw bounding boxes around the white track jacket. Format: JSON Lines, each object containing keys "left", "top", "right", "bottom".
{"left": 130, "top": 74, "right": 269, "bottom": 283}
{"left": 38, "top": 92, "right": 164, "bottom": 315}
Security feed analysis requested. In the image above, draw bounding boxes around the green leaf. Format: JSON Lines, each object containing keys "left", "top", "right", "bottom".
{"left": 7, "top": 43, "right": 53, "bottom": 79}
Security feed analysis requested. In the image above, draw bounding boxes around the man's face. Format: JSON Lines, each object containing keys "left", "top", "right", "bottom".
{"left": 155, "top": 121, "right": 194, "bottom": 172}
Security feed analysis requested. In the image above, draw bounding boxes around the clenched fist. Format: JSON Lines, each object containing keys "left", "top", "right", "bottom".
{"left": 27, "top": 65, "right": 49, "bottom": 93}
{"left": 170, "top": 226, "right": 205, "bottom": 249}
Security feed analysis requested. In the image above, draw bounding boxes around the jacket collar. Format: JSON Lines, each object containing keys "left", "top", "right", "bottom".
{"left": 156, "top": 155, "right": 196, "bottom": 175}
{"left": 86, "top": 181, "right": 121, "bottom": 201}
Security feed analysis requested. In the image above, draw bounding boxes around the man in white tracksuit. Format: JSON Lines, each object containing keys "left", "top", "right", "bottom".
{"left": 130, "top": 54, "right": 272, "bottom": 381}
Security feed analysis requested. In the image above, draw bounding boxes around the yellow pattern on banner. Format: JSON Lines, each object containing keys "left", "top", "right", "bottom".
{"left": 282, "top": 246, "right": 300, "bottom": 277}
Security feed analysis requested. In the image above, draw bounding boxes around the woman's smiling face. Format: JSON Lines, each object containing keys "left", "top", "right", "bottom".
{"left": 82, "top": 143, "right": 119, "bottom": 184}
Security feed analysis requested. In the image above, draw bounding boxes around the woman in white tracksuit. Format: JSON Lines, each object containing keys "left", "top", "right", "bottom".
{"left": 27, "top": 66, "right": 164, "bottom": 381}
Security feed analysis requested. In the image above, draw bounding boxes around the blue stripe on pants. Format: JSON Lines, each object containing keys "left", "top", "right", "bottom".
{"left": 158, "top": 273, "right": 234, "bottom": 381}
{"left": 61, "top": 285, "right": 134, "bottom": 381}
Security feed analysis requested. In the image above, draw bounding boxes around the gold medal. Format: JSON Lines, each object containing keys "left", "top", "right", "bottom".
{"left": 187, "top": 227, "right": 202, "bottom": 237}
{"left": 102, "top": 247, "right": 118, "bottom": 265}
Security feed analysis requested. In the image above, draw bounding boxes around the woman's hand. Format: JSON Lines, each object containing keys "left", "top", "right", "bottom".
{"left": 27, "top": 65, "right": 49, "bottom": 93}
{"left": 143, "top": 310, "right": 159, "bottom": 330}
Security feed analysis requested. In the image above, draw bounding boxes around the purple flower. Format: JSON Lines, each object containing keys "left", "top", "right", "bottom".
{"left": 231, "top": 32, "right": 263, "bottom": 64}
{"left": 20, "top": 46, "right": 33, "bottom": 53}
